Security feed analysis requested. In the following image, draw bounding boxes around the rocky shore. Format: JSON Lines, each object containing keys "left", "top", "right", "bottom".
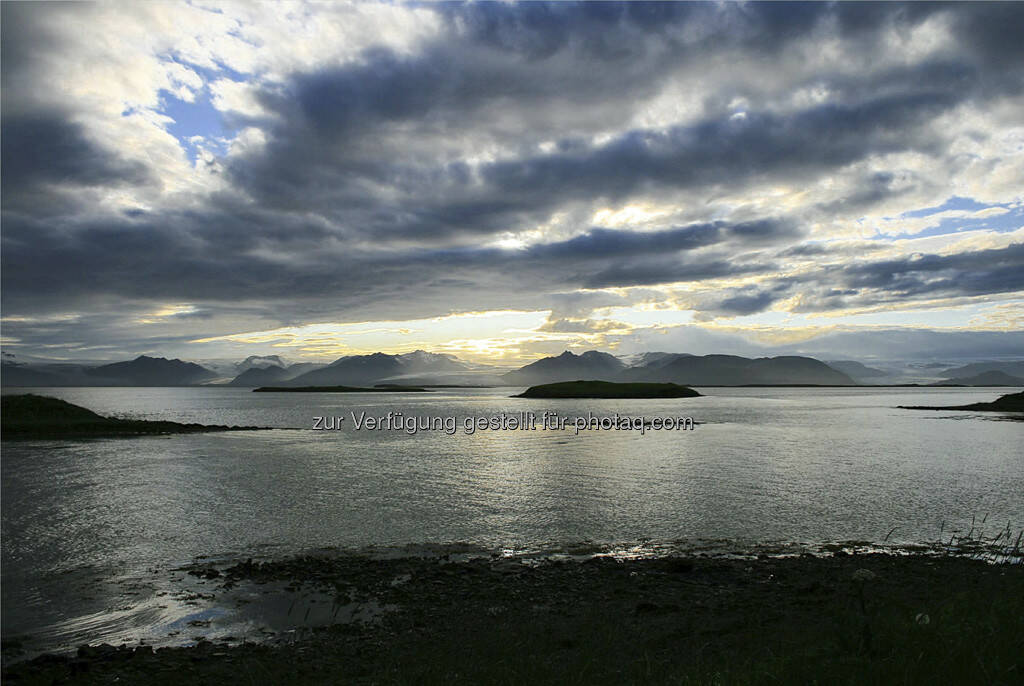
{"left": 3, "top": 550, "right": 1021, "bottom": 684}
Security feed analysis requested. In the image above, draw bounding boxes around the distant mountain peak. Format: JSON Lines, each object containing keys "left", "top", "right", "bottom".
{"left": 502, "top": 349, "right": 626, "bottom": 385}
{"left": 285, "top": 349, "right": 467, "bottom": 386}
{"left": 80, "top": 355, "right": 217, "bottom": 386}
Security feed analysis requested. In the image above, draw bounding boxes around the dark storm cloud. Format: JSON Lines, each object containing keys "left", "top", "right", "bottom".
{"left": 786, "top": 242, "right": 1024, "bottom": 312}
{"left": 582, "top": 258, "right": 772, "bottom": 290}
{"left": 956, "top": 2, "right": 1024, "bottom": 72}
{"left": 1, "top": 3, "right": 154, "bottom": 213}
{"left": 226, "top": 4, "right": 719, "bottom": 213}
{"left": 839, "top": 243, "right": 1024, "bottom": 298}
{"left": 528, "top": 219, "right": 798, "bottom": 260}
{"left": 1, "top": 112, "right": 151, "bottom": 194}
{"left": 0, "top": 209, "right": 786, "bottom": 316}
{"left": 225, "top": 59, "right": 974, "bottom": 245}
{"left": 812, "top": 171, "right": 923, "bottom": 218}
{"left": 222, "top": 1, "right": 976, "bottom": 238}
{"left": 1, "top": 2, "right": 60, "bottom": 100}
{"left": 708, "top": 289, "right": 784, "bottom": 317}
{"left": 480, "top": 90, "right": 957, "bottom": 210}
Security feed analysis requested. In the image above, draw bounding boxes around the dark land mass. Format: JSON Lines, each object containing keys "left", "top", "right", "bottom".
{"left": 516, "top": 380, "right": 701, "bottom": 398}
{"left": 899, "top": 391, "right": 1024, "bottom": 412}
{"left": 940, "top": 360, "right": 1024, "bottom": 379}
{"left": 287, "top": 351, "right": 466, "bottom": 387}
{"left": 0, "top": 363, "right": 66, "bottom": 386}
{"left": 3, "top": 552, "right": 1021, "bottom": 685}
{"left": 227, "top": 365, "right": 293, "bottom": 387}
{"left": 374, "top": 384, "right": 494, "bottom": 389}
{"left": 253, "top": 385, "right": 431, "bottom": 393}
{"left": 628, "top": 352, "right": 695, "bottom": 369}
{"left": 1, "top": 356, "right": 217, "bottom": 387}
{"left": 227, "top": 362, "right": 328, "bottom": 387}
{"left": 826, "top": 359, "right": 890, "bottom": 381}
{"left": 621, "top": 354, "right": 855, "bottom": 386}
{"left": 935, "top": 370, "right": 1024, "bottom": 387}
{"left": 502, "top": 352, "right": 857, "bottom": 389}
{"left": 503, "top": 350, "right": 626, "bottom": 386}
{"left": 84, "top": 355, "right": 218, "bottom": 386}
{"left": 265, "top": 352, "right": 396, "bottom": 387}
{"left": 0, "top": 395, "right": 263, "bottom": 439}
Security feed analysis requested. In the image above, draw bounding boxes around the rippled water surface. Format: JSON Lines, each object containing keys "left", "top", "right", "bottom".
{"left": 2, "top": 385, "right": 1022, "bottom": 655}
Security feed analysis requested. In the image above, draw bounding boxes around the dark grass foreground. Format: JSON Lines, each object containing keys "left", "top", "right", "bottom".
{"left": 4, "top": 553, "right": 1021, "bottom": 685}
{"left": 0, "top": 394, "right": 262, "bottom": 439}
{"left": 516, "top": 380, "right": 701, "bottom": 398}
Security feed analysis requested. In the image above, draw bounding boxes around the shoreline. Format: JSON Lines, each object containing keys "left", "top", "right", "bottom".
{"left": 3, "top": 545, "right": 1021, "bottom": 683}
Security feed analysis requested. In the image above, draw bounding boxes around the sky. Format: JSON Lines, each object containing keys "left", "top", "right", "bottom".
{"left": 2, "top": 0, "right": 1023, "bottom": 366}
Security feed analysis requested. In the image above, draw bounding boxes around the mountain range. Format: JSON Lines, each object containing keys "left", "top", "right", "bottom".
{"left": 616, "top": 353, "right": 855, "bottom": 385}
{"left": 270, "top": 350, "right": 475, "bottom": 387}
{"left": 226, "top": 361, "right": 326, "bottom": 387}
{"left": 3, "top": 350, "right": 1023, "bottom": 389}
{"left": 0, "top": 355, "right": 218, "bottom": 387}
{"left": 935, "top": 370, "right": 1024, "bottom": 386}
{"left": 825, "top": 360, "right": 890, "bottom": 382}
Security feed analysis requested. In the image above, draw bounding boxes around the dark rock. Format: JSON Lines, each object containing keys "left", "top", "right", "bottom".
{"left": 665, "top": 558, "right": 695, "bottom": 573}
{"left": 635, "top": 601, "right": 660, "bottom": 614}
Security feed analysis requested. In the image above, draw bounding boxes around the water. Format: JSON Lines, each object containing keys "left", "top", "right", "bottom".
{"left": 2, "top": 385, "right": 1022, "bottom": 656}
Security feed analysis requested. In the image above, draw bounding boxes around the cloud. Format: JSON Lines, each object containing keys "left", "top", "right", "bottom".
{"left": 1, "top": 1, "right": 1022, "bottom": 361}
{"left": 792, "top": 242, "right": 1024, "bottom": 312}
{"left": 1, "top": 111, "right": 152, "bottom": 204}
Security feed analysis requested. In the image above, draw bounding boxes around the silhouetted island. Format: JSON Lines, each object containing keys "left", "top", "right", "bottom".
{"left": 253, "top": 385, "right": 431, "bottom": 393}
{"left": 515, "top": 380, "right": 701, "bottom": 399}
{"left": 1, "top": 394, "right": 263, "bottom": 439}
{"left": 899, "top": 391, "right": 1024, "bottom": 412}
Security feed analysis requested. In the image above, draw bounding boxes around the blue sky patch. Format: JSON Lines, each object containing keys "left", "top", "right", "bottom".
{"left": 899, "top": 195, "right": 991, "bottom": 219}
{"left": 157, "top": 53, "right": 249, "bottom": 163}
{"left": 161, "top": 88, "right": 231, "bottom": 162}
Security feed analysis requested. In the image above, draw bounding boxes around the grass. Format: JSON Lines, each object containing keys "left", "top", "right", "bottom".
{"left": 935, "top": 514, "right": 1024, "bottom": 565}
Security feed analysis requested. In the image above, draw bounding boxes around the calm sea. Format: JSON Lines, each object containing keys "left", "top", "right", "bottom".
{"left": 2, "top": 385, "right": 1021, "bottom": 655}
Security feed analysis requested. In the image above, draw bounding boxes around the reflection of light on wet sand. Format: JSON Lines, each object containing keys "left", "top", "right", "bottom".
{"left": 2, "top": 570, "right": 397, "bottom": 665}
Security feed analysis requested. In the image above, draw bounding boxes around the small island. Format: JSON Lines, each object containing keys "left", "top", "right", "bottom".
{"left": 1, "top": 394, "right": 264, "bottom": 439}
{"left": 515, "top": 380, "right": 701, "bottom": 399}
{"left": 253, "top": 385, "right": 431, "bottom": 393}
{"left": 899, "top": 391, "right": 1024, "bottom": 412}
